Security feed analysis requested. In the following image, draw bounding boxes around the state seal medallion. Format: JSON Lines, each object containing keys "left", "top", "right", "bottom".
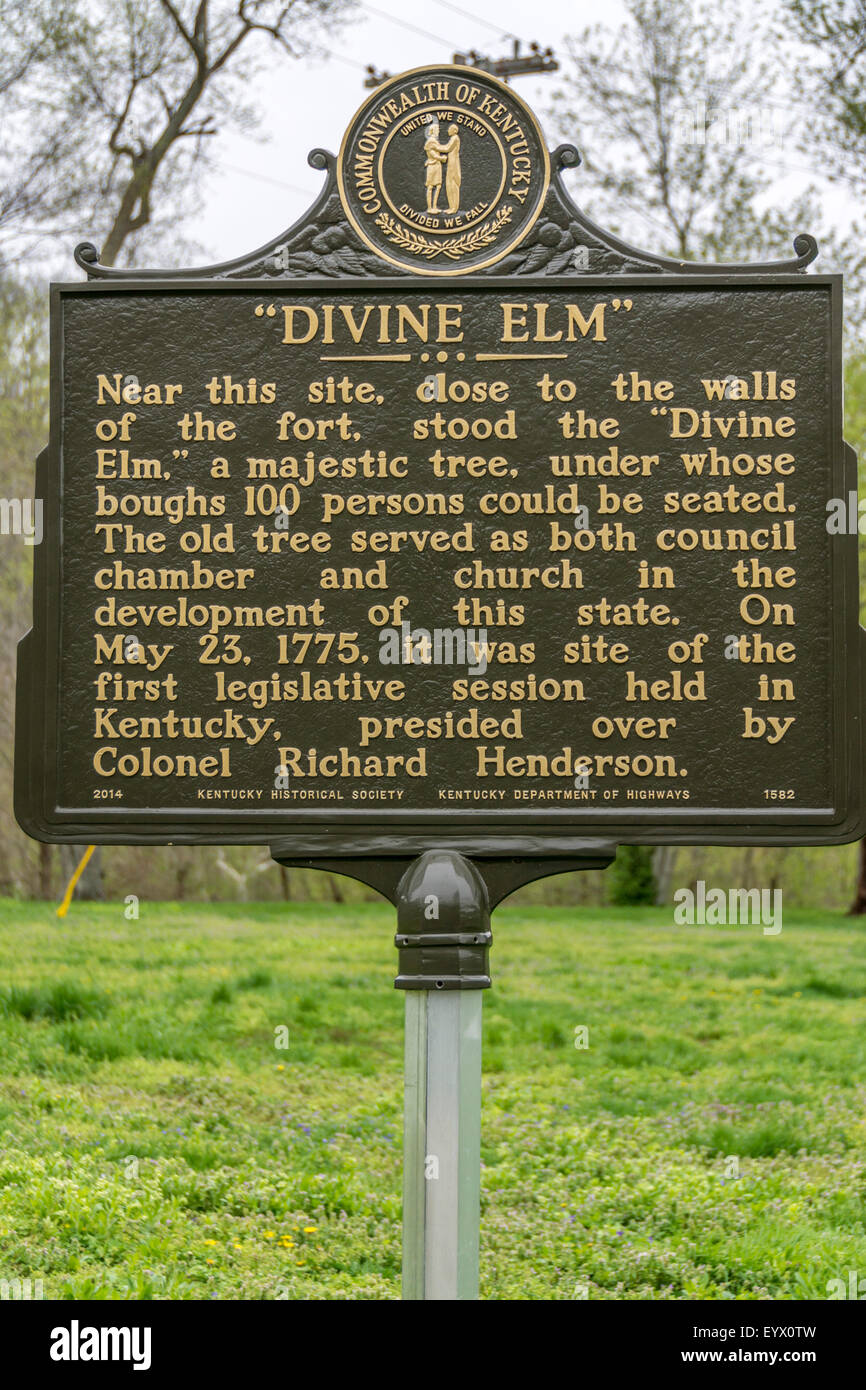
{"left": 337, "top": 64, "right": 550, "bottom": 275}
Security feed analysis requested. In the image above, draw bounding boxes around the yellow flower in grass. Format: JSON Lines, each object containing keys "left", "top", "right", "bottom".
{"left": 203, "top": 1239, "right": 218, "bottom": 1247}
{"left": 264, "top": 1230, "right": 276, "bottom": 1240}
{"left": 303, "top": 1226, "right": 317, "bottom": 1234}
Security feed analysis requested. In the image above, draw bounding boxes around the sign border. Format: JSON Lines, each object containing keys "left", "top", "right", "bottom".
{"left": 15, "top": 272, "right": 864, "bottom": 847}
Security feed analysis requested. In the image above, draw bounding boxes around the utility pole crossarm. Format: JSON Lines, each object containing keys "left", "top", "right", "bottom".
{"left": 364, "top": 41, "right": 558, "bottom": 89}
{"left": 453, "top": 41, "right": 559, "bottom": 81}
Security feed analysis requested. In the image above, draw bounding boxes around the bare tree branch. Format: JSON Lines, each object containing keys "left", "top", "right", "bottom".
{"left": 0, "top": 0, "right": 356, "bottom": 266}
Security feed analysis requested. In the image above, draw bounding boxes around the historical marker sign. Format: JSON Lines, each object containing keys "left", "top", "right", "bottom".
{"left": 15, "top": 66, "right": 864, "bottom": 848}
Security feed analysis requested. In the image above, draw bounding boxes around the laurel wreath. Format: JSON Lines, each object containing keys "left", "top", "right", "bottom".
{"left": 374, "top": 206, "right": 513, "bottom": 261}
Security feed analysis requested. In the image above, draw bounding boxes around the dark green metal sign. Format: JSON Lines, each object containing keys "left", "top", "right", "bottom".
{"left": 15, "top": 67, "right": 864, "bottom": 850}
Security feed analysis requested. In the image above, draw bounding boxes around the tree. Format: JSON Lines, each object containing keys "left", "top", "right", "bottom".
{"left": 1, "top": 2, "right": 357, "bottom": 904}
{"left": 783, "top": 0, "right": 866, "bottom": 345}
{"left": 842, "top": 350, "right": 866, "bottom": 912}
{"left": 785, "top": 0, "right": 866, "bottom": 188}
{"left": 0, "top": 2, "right": 79, "bottom": 257}
{"left": 550, "top": 0, "right": 820, "bottom": 265}
{"left": 0, "top": 277, "right": 51, "bottom": 896}
{"left": 784, "top": 2, "right": 866, "bottom": 909}
{"left": 0, "top": 0, "right": 357, "bottom": 268}
{"left": 609, "top": 845, "right": 658, "bottom": 906}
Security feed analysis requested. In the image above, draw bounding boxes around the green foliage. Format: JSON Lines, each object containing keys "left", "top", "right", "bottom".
{"left": 846, "top": 353, "right": 866, "bottom": 457}
{"left": 550, "top": 1, "right": 866, "bottom": 344}
{"left": 0, "top": 0, "right": 359, "bottom": 267}
{"left": 842, "top": 352, "right": 866, "bottom": 624}
{"left": 0, "top": 276, "right": 48, "bottom": 473}
{"left": 0, "top": 275, "right": 50, "bottom": 897}
{"left": 552, "top": 0, "right": 805, "bottom": 263}
{"left": 0, "top": 981, "right": 109, "bottom": 1022}
{"left": 1, "top": 899, "right": 864, "bottom": 1300}
{"left": 609, "top": 845, "right": 657, "bottom": 905}
{"left": 785, "top": 0, "right": 866, "bottom": 188}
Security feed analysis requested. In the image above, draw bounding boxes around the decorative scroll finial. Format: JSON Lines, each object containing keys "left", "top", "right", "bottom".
{"left": 72, "top": 68, "right": 819, "bottom": 283}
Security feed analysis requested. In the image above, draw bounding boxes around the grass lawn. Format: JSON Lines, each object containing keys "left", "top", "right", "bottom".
{"left": 0, "top": 897, "right": 864, "bottom": 1300}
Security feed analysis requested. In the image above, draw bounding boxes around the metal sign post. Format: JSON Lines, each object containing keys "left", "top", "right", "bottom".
{"left": 396, "top": 851, "right": 489, "bottom": 1300}
{"left": 272, "top": 837, "right": 616, "bottom": 1300}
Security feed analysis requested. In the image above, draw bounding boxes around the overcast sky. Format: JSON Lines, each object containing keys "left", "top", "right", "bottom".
{"left": 171, "top": 0, "right": 847, "bottom": 269}
{"left": 184, "top": 0, "right": 614, "bottom": 263}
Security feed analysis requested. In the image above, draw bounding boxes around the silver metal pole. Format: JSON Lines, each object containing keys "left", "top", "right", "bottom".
{"left": 402, "top": 990, "right": 427, "bottom": 1300}
{"left": 396, "top": 851, "right": 491, "bottom": 1302}
{"left": 424, "top": 991, "right": 482, "bottom": 1300}
{"left": 402, "top": 991, "right": 483, "bottom": 1300}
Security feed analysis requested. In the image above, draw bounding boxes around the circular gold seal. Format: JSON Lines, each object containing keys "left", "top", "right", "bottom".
{"left": 337, "top": 64, "right": 550, "bottom": 276}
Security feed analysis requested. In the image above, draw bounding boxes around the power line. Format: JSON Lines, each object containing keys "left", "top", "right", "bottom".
{"left": 429, "top": 0, "right": 528, "bottom": 44}
{"left": 362, "top": 3, "right": 455, "bottom": 48}
{"left": 1, "top": 225, "right": 89, "bottom": 237}
{"left": 218, "top": 162, "right": 317, "bottom": 199}
{"left": 320, "top": 48, "right": 369, "bottom": 73}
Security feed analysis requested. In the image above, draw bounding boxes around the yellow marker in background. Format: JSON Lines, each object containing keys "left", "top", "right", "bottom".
{"left": 57, "top": 845, "right": 96, "bottom": 918}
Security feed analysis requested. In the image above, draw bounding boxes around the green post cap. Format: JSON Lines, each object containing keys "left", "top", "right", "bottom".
{"left": 394, "top": 850, "right": 492, "bottom": 991}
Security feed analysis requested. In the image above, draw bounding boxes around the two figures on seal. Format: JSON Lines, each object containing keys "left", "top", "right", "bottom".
{"left": 424, "top": 119, "right": 461, "bottom": 214}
